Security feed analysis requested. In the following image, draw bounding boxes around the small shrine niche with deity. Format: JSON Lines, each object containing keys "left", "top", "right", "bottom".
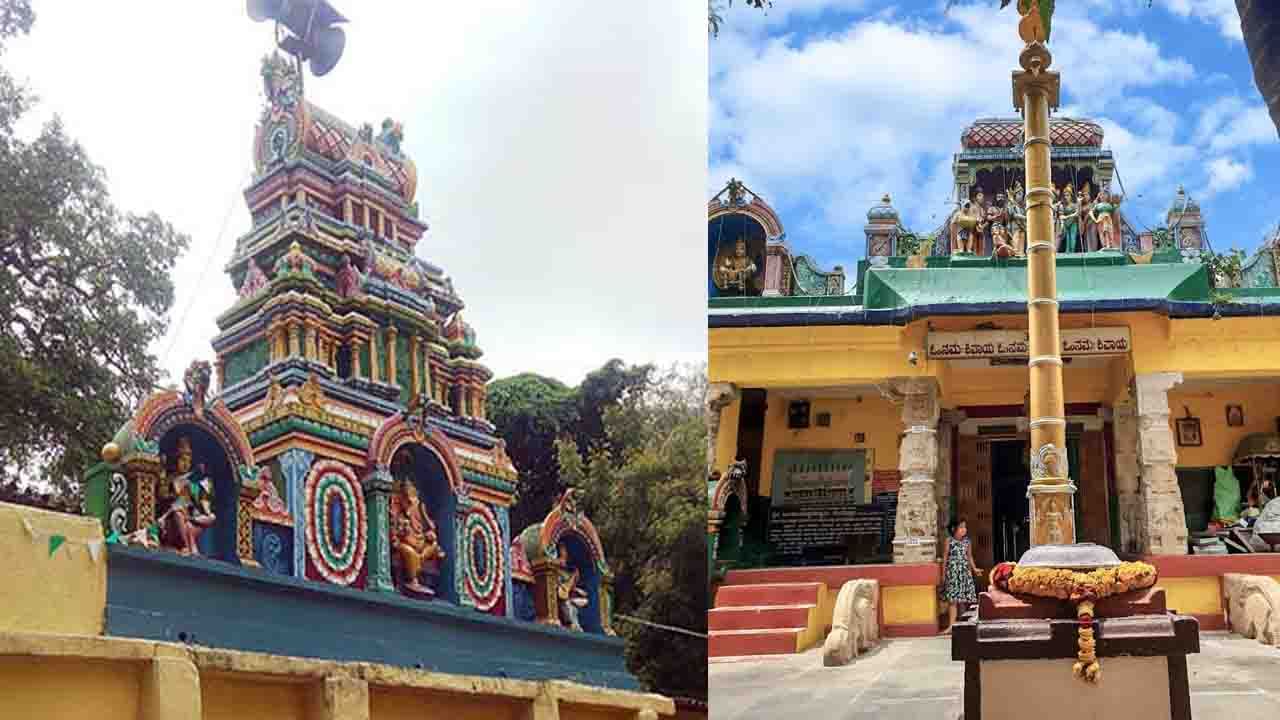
{"left": 708, "top": 178, "right": 845, "bottom": 297}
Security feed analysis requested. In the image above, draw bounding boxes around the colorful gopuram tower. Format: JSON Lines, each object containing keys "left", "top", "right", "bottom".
{"left": 83, "top": 54, "right": 617, "bottom": 645}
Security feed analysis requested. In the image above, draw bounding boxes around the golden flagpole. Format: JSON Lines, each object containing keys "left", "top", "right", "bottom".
{"left": 1013, "top": 8, "right": 1075, "bottom": 548}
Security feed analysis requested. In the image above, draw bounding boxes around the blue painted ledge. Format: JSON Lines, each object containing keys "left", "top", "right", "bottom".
{"left": 105, "top": 545, "right": 637, "bottom": 689}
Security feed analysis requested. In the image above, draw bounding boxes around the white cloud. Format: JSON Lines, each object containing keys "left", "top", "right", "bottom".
{"left": 1163, "top": 0, "right": 1242, "bottom": 41}
{"left": 7, "top": 1, "right": 706, "bottom": 387}
{"left": 1194, "top": 96, "right": 1278, "bottom": 152}
{"left": 710, "top": 3, "right": 1199, "bottom": 244}
{"left": 1204, "top": 156, "right": 1253, "bottom": 196}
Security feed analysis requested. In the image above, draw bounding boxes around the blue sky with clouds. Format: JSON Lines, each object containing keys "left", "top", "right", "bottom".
{"left": 710, "top": 0, "right": 1279, "bottom": 276}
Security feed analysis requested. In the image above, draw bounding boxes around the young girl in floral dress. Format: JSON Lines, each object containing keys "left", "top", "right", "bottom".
{"left": 941, "top": 518, "right": 981, "bottom": 631}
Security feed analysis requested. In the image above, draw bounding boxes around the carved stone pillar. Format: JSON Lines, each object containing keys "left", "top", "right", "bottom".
{"left": 599, "top": 572, "right": 616, "bottom": 635}
{"left": 885, "top": 378, "right": 940, "bottom": 564}
{"left": 1134, "top": 372, "right": 1188, "bottom": 555}
{"left": 369, "top": 334, "right": 380, "bottom": 382}
{"left": 347, "top": 337, "right": 361, "bottom": 379}
{"left": 124, "top": 455, "right": 162, "bottom": 534}
{"left": 386, "top": 326, "right": 398, "bottom": 386}
{"left": 280, "top": 448, "right": 314, "bottom": 578}
{"left": 288, "top": 320, "right": 300, "bottom": 358}
{"left": 1112, "top": 397, "right": 1145, "bottom": 555}
{"left": 410, "top": 334, "right": 421, "bottom": 395}
{"left": 304, "top": 322, "right": 317, "bottom": 362}
{"left": 362, "top": 465, "right": 396, "bottom": 593}
{"left": 236, "top": 466, "right": 263, "bottom": 568}
{"left": 531, "top": 560, "right": 560, "bottom": 626}
{"left": 706, "top": 383, "right": 739, "bottom": 476}
{"left": 937, "top": 409, "right": 963, "bottom": 558}
{"left": 423, "top": 344, "right": 434, "bottom": 398}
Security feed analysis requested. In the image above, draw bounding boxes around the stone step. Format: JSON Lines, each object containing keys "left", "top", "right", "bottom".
{"left": 707, "top": 604, "right": 815, "bottom": 631}
{"left": 708, "top": 628, "right": 804, "bottom": 657}
{"left": 714, "top": 582, "right": 824, "bottom": 608}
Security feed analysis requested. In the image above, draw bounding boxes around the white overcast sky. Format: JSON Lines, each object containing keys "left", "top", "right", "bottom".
{"left": 7, "top": 1, "right": 707, "bottom": 387}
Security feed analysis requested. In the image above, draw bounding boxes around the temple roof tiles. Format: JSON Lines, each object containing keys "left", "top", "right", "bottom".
{"left": 961, "top": 117, "right": 1104, "bottom": 150}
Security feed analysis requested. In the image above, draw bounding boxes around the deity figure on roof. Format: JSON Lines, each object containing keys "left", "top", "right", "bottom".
{"left": 389, "top": 449, "right": 445, "bottom": 597}
{"left": 1056, "top": 185, "right": 1081, "bottom": 253}
{"left": 1005, "top": 183, "right": 1027, "bottom": 256}
{"left": 335, "top": 254, "right": 364, "bottom": 299}
{"left": 1091, "top": 189, "right": 1122, "bottom": 251}
{"left": 157, "top": 436, "right": 217, "bottom": 556}
{"left": 1078, "top": 181, "right": 1097, "bottom": 252}
{"left": 556, "top": 541, "right": 590, "bottom": 631}
{"left": 714, "top": 236, "right": 758, "bottom": 293}
{"left": 950, "top": 200, "right": 980, "bottom": 255}
{"left": 992, "top": 222, "right": 1014, "bottom": 258}
{"left": 972, "top": 189, "right": 990, "bottom": 255}
{"left": 985, "top": 191, "right": 1008, "bottom": 256}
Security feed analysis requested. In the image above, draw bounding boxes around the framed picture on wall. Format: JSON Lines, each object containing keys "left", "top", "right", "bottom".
{"left": 1226, "top": 405, "right": 1245, "bottom": 427}
{"left": 1176, "top": 417, "right": 1203, "bottom": 447}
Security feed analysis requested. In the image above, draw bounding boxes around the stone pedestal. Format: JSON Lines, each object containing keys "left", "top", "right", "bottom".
{"left": 954, "top": 591, "right": 1199, "bottom": 720}
{"left": 885, "top": 378, "right": 940, "bottom": 563}
{"left": 1134, "top": 372, "right": 1189, "bottom": 555}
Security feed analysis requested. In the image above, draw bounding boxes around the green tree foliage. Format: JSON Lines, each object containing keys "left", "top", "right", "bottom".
{"left": 486, "top": 372, "right": 579, "bottom": 532}
{"left": 0, "top": 0, "right": 189, "bottom": 499}
{"left": 556, "top": 364, "right": 708, "bottom": 699}
{"left": 489, "top": 359, "right": 653, "bottom": 533}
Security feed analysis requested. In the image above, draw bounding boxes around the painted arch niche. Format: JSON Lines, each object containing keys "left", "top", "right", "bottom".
{"left": 708, "top": 212, "right": 767, "bottom": 298}
{"left": 389, "top": 443, "right": 459, "bottom": 603}
{"left": 515, "top": 490, "right": 613, "bottom": 635}
{"left": 154, "top": 425, "right": 239, "bottom": 562}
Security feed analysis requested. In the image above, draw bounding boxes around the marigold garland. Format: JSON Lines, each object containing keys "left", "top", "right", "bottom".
{"left": 990, "top": 561, "right": 1158, "bottom": 685}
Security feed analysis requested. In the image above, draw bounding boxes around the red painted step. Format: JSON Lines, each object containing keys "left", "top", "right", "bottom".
{"left": 708, "top": 628, "right": 802, "bottom": 657}
{"left": 708, "top": 604, "right": 814, "bottom": 631}
{"left": 714, "top": 582, "right": 823, "bottom": 608}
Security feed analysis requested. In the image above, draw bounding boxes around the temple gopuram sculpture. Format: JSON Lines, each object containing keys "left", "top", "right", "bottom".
{"left": 511, "top": 489, "right": 615, "bottom": 634}
{"left": 81, "top": 50, "right": 567, "bottom": 625}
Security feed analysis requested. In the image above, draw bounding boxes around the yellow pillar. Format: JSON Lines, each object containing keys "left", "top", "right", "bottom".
{"left": 304, "top": 322, "right": 317, "bottom": 362}
{"left": 369, "top": 334, "right": 380, "bottom": 382}
{"left": 386, "top": 326, "right": 398, "bottom": 387}
{"left": 288, "top": 320, "right": 300, "bottom": 358}
{"left": 410, "top": 334, "right": 421, "bottom": 395}
{"left": 1014, "top": 41, "right": 1074, "bottom": 547}
{"left": 351, "top": 338, "right": 364, "bottom": 379}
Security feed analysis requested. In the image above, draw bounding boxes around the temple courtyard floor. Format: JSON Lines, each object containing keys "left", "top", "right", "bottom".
{"left": 708, "top": 631, "right": 1280, "bottom": 719}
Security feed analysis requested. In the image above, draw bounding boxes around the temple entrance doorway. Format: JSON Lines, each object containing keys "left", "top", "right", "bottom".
{"left": 991, "top": 440, "right": 1029, "bottom": 565}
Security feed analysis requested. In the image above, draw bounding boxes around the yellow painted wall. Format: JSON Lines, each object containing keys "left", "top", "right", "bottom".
{"left": 1167, "top": 384, "right": 1280, "bottom": 468}
{"left": 759, "top": 393, "right": 901, "bottom": 497}
{"left": 0, "top": 501, "right": 106, "bottom": 636}
{"left": 370, "top": 688, "right": 526, "bottom": 720}
{"left": 559, "top": 707, "right": 635, "bottom": 720}
{"left": 202, "top": 677, "right": 308, "bottom": 720}
{"left": 0, "top": 657, "right": 140, "bottom": 720}
{"left": 942, "top": 360, "right": 1117, "bottom": 408}
{"left": 709, "top": 325, "right": 937, "bottom": 389}
{"left": 1133, "top": 316, "right": 1280, "bottom": 379}
{"left": 1158, "top": 577, "right": 1222, "bottom": 616}
{"left": 881, "top": 585, "right": 939, "bottom": 626}
{"left": 714, "top": 395, "right": 741, "bottom": 474}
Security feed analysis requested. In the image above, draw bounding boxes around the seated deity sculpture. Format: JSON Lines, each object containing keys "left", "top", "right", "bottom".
{"left": 389, "top": 470, "right": 445, "bottom": 597}
{"left": 713, "top": 236, "right": 757, "bottom": 292}
{"left": 992, "top": 222, "right": 1014, "bottom": 258}
{"left": 156, "top": 435, "right": 216, "bottom": 556}
{"left": 555, "top": 541, "right": 590, "bottom": 631}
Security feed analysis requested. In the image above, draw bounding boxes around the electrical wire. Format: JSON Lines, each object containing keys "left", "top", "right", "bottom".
{"left": 160, "top": 166, "right": 253, "bottom": 376}
{"left": 612, "top": 613, "right": 707, "bottom": 639}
